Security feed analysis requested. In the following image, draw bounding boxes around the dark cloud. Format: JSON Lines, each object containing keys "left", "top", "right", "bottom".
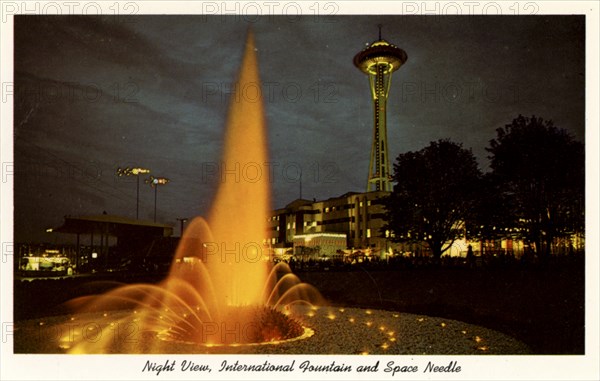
{"left": 13, "top": 15, "right": 585, "bottom": 242}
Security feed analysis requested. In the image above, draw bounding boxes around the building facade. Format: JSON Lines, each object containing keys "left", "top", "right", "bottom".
{"left": 267, "top": 191, "right": 394, "bottom": 259}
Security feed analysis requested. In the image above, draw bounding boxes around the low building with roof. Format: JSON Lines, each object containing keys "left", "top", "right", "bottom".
{"left": 41, "top": 214, "right": 174, "bottom": 273}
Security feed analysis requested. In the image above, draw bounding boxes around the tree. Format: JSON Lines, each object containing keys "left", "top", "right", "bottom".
{"left": 383, "top": 139, "right": 483, "bottom": 259}
{"left": 469, "top": 172, "right": 518, "bottom": 254}
{"left": 486, "top": 115, "right": 584, "bottom": 257}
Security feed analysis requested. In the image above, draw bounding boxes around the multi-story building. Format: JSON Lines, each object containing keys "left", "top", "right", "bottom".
{"left": 267, "top": 191, "right": 395, "bottom": 259}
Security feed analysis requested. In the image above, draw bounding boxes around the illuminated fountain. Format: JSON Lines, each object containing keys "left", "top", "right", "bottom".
{"left": 59, "top": 31, "right": 322, "bottom": 352}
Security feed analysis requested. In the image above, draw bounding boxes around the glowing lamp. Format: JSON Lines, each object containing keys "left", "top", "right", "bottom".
{"left": 116, "top": 167, "right": 151, "bottom": 176}
{"left": 146, "top": 176, "right": 170, "bottom": 187}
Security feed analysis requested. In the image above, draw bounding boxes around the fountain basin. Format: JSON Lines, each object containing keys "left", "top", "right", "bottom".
{"left": 15, "top": 306, "right": 531, "bottom": 354}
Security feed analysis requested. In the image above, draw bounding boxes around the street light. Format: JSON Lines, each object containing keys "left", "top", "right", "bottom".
{"left": 145, "top": 176, "right": 169, "bottom": 222}
{"left": 116, "top": 166, "right": 151, "bottom": 219}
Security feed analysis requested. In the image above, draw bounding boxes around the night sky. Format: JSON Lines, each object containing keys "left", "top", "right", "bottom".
{"left": 13, "top": 15, "right": 585, "bottom": 243}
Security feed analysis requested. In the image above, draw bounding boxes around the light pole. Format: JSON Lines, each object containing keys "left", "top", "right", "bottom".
{"left": 116, "top": 166, "right": 151, "bottom": 219}
{"left": 176, "top": 218, "right": 188, "bottom": 236}
{"left": 145, "top": 176, "right": 169, "bottom": 222}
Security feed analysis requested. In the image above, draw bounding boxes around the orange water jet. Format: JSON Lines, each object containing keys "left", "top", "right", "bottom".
{"left": 205, "top": 29, "right": 270, "bottom": 308}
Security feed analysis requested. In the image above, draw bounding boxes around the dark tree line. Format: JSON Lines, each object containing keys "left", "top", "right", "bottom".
{"left": 383, "top": 115, "right": 585, "bottom": 260}
{"left": 383, "top": 139, "right": 481, "bottom": 259}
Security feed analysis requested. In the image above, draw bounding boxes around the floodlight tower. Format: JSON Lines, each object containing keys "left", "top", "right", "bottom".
{"left": 354, "top": 26, "right": 407, "bottom": 192}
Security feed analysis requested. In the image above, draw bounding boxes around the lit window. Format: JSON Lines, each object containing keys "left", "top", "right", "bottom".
{"left": 359, "top": 202, "right": 363, "bottom": 207}
{"left": 367, "top": 201, "right": 371, "bottom": 206}
{"left": 287, "top": 223, "right": 291, "bottom": 230}
{"left": 271, "top": 238, "right": 276, "bottom": 245}
{"left": 367, "top": 229, "right": 371, "bottom": 238}
{"left": 292, "top": 222, "right": 296, "bottom": 229}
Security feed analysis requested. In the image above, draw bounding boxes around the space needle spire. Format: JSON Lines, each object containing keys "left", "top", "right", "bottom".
{"left": 354, "top": 26, "right": 407, "bottom": 192}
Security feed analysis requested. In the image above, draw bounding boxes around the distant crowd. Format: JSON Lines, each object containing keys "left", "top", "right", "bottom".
{"left": 284, "top": 250, "right": 584, "bottom": 272}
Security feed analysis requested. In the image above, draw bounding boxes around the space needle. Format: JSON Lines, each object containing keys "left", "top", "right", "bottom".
{"left": 354, "top": 26, "right": 408, "bottom": 192}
